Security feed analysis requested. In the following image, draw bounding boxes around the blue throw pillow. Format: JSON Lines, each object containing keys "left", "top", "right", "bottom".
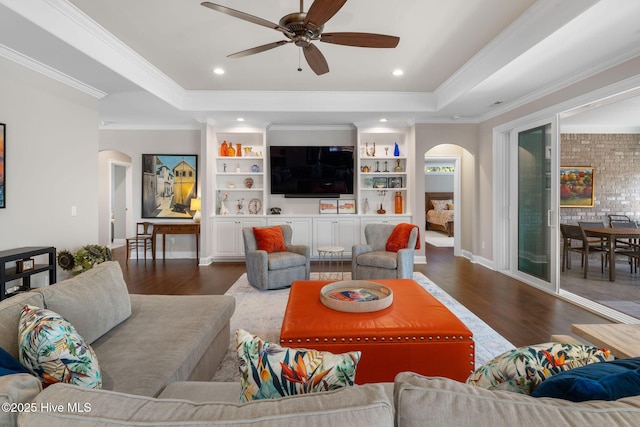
{"left": 0, "top": 347, "right": 30, "bottom": 376}
{"left": 532, "top": 357, "right": 640, "bottom": 401}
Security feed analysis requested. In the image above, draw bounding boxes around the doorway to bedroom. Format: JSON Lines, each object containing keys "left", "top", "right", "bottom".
{"left": 424, "top": 153, "right": 460, "bottom": 255}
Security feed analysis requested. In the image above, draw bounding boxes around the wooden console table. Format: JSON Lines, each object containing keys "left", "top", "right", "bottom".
{"left": 152, "top": 223, "right": 200, "bottom": 262}
{"left": 572, "top": 323, "right": 640, "bottom": 359}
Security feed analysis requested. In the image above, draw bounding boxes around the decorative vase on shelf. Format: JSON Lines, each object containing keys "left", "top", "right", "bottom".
{"left": 226, "top": 144, "right": 236, "bottom": 157}
{"left": 363, "top": 198, "right": 370, "bottom": 214}
{"left": 236, "top": 143, "right": 242, "bottom": 157}
{"left": 395, "top": 192, "right": 403, "bottom": 214}
{"left": 220, "top": 141, "right": 228, "bottom": 156}
{"left": 394, "top": 159, "right": 403, "bottom": 172}
{"left": 394, "top": 142, "right": 400, "bottom": 157}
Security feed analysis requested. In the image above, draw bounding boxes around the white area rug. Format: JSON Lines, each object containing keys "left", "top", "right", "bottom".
{"left": 212, "top": 272, "right": 514, "bottom": 382}
{"left": 425, "top": 230, "right": 454, "bottom": 247}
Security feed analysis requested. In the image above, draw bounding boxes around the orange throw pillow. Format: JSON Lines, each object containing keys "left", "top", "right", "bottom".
{"left": 253, "top": 226, "right": 286, "bottom": 253}
{"left": 386, "top": 223, "right": 421, "bottom": 252}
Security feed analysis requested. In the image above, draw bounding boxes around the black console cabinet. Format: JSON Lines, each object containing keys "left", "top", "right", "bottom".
{"left": 0, "top": 246, "right": 57, "bottom": 300}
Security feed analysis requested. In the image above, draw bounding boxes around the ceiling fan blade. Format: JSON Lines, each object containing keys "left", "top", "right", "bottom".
{"left": 304, "top": 0, "right": 348, "bottom": 29}
{"left": 321, "top": 32, "right": 400, "bottom": 48}
{"left": 303, "top": 44, "right": 329, "bottom": 75}
{"left": 227, "top": 40, "right": 291, "bottom": 58}
{"left": 201, "top": 2, "right": 293, "bottom": 35}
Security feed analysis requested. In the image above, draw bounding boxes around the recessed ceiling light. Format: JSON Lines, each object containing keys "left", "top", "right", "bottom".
{"left": 213, "top": 68, "right": 225, "bottom": 75}
{"left": 380, "top": 118, "right": 388, "bottom": 122}
{"left": 236, "top": 117, "right": 245, "bottom": 122}
{"left": 392, "top": 69, "right": 404, "bottom": 77}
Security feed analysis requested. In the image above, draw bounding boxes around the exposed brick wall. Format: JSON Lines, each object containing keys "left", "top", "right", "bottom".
{"left": 560, "top": 133, "right": 640, "bottom": 224}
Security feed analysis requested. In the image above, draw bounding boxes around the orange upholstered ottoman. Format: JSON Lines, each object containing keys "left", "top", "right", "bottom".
{"left": 280, "top": 279, "right": 474, "bottom": 384}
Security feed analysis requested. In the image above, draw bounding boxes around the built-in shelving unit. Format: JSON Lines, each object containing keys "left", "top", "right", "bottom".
{"left": 356, "top": 126, "right": 411, "bottom": 216}
{"left": 205, "top": 124, "right": 415, "bottom": 261}
{"left": 213, "top": 129, "right": 267, "bottom": 216}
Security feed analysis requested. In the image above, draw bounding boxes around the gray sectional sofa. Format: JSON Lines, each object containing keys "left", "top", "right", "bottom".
{"left": 3, "top": 261, "right": 640, "bottom": 426}
{"left": 0, "top": 261, "right": 235, "bottom": 426}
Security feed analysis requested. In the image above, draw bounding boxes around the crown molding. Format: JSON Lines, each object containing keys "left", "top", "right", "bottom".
{"left": 435, "top": 0, "right": 599, "bottom": 111}
{"left": 0, "top": 43, "right": 106, "bottom": 98}
{"left": 2, "top": 0, "right": 185, "bottom": 107}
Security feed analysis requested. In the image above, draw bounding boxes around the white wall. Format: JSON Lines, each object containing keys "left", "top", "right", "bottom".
{"left": 0, "top": 57, "right": 99, "bottom": 262}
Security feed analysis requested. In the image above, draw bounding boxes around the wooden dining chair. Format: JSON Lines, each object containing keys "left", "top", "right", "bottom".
{"left": 611, "top": 221, "right": 639, "bottom": 273}
{"left": 577, "top": 222, "right": 609, "bottom": 278}
{"left": 560, "top": 224, "right": 605, "bottom": 277}
{"left": 125, "top": 222, "right": 154, "bottom": 264}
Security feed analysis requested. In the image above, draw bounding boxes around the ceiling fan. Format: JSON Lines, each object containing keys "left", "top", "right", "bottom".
{"left": 201, "top": 0, "right": 400, "bottom": 75}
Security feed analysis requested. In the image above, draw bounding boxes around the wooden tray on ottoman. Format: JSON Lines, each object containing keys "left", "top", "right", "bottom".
{"left": 320, "top": 280, "right": 393, "bottom": 313}
{"left": 280, "top": 279, "right": 474, "bottom": 384}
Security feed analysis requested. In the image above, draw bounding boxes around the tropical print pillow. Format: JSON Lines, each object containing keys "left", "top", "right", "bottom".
{"left": 236, "top": 328, "right": 360, "bottom": 402}
{"left": 18, "top": 305, "right": 102, "bottom": 389}
{"left": 466, "top": 342, "right": 610, "bottom": 395}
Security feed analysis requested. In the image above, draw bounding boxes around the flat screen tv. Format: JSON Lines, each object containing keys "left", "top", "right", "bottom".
{"left": 270, "top": 146, "right": 354, "bottom": 197}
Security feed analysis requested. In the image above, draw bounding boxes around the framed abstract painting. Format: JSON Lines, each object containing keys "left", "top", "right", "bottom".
{"left": 560, "top": 166, "right": 594, "bottom": 208}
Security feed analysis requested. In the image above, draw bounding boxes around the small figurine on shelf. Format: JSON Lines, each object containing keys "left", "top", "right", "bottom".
{"left": 383, "top": 161, "right": 389, "bottom": 172}
{"left": 236, "top": 198, "right": 245, "bottom": 214}
{"left": 220, "top": 192, "right": 230, "bottom": 215}
{"left": 363, "top": 198, "right": 370, "bottom": 214}
{"left": 366, "top": 142, "right": 376, "bottom": 157}
{"left": 223, "top": 162, "right": 227, "bottom": 172}
{"left": 377, "top": 190, "right": 387, "bottom": 214}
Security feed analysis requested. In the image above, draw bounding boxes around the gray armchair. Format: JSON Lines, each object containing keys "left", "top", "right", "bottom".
{"left": 242, "top": 225, "right": 310, "bottom": 290}
{"left": 352, "top": 223, "right": 418, "bottom": 280}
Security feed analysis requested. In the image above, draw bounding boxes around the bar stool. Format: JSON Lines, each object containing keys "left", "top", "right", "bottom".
{"left": 126, "top": 222, "right": 154, "bottom": 264}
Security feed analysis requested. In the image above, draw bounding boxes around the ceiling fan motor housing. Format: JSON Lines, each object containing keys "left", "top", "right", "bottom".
{"left": 279, "top": 12, "right": 323, "bottom": 47}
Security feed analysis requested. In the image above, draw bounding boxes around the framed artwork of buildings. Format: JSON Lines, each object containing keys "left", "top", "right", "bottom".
{"left": 142, "top": 154, "right": 198, "bottom": 218}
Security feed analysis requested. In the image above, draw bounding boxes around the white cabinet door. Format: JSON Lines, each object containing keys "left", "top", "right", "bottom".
{"left": 266, "top": 217, "right": 312, "bottom": 247}
{"left": 313, "top": 217, "right": 360, "bottom": 258}
{"left": 213, "top": 218, "right": 241, "bottom": 257}
{"left": 213, "top": 217, "right": 266, "bottom": 258}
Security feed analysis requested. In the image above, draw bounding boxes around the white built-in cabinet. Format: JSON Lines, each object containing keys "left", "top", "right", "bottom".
{"left": 213, "top": 217, "right": 266, "bottom": 258}
{"left": 266, "top": 217, "right": 312, "bottom": 247}
{"left": 208, "top": 124, "right": 414, "bottom": 261}
{"left": 312, "top": 216, "right": 360, "bottom": 258}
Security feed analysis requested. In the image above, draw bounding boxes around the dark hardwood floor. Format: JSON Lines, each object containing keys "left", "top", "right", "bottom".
{"left": 111, "top": 244, "right": 612, "bottom": 348}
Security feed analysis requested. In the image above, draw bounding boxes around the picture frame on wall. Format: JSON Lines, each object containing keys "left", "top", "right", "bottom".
{"left": 338, "top": 199, "right": 356, "bottom": 214}
{"left": 319, "top": 199, "right": 338, "bottom": 214}
{"left": 142, "top": 154, "right": 198, "bottom": 218}
{"left": 0, "top": 123, "right": 5, "bottom": 209}
{"left": 560, "top": 166, "right": 594, "bottom": 208}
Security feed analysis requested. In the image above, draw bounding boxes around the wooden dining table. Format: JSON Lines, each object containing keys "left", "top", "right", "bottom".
{"left": 583, "top": 227, "right": 640, "bottom": 281}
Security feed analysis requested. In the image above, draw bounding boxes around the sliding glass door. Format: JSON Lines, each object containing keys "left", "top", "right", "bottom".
{"left": 508, "top": 120, "right": 559, "bottom": 292}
